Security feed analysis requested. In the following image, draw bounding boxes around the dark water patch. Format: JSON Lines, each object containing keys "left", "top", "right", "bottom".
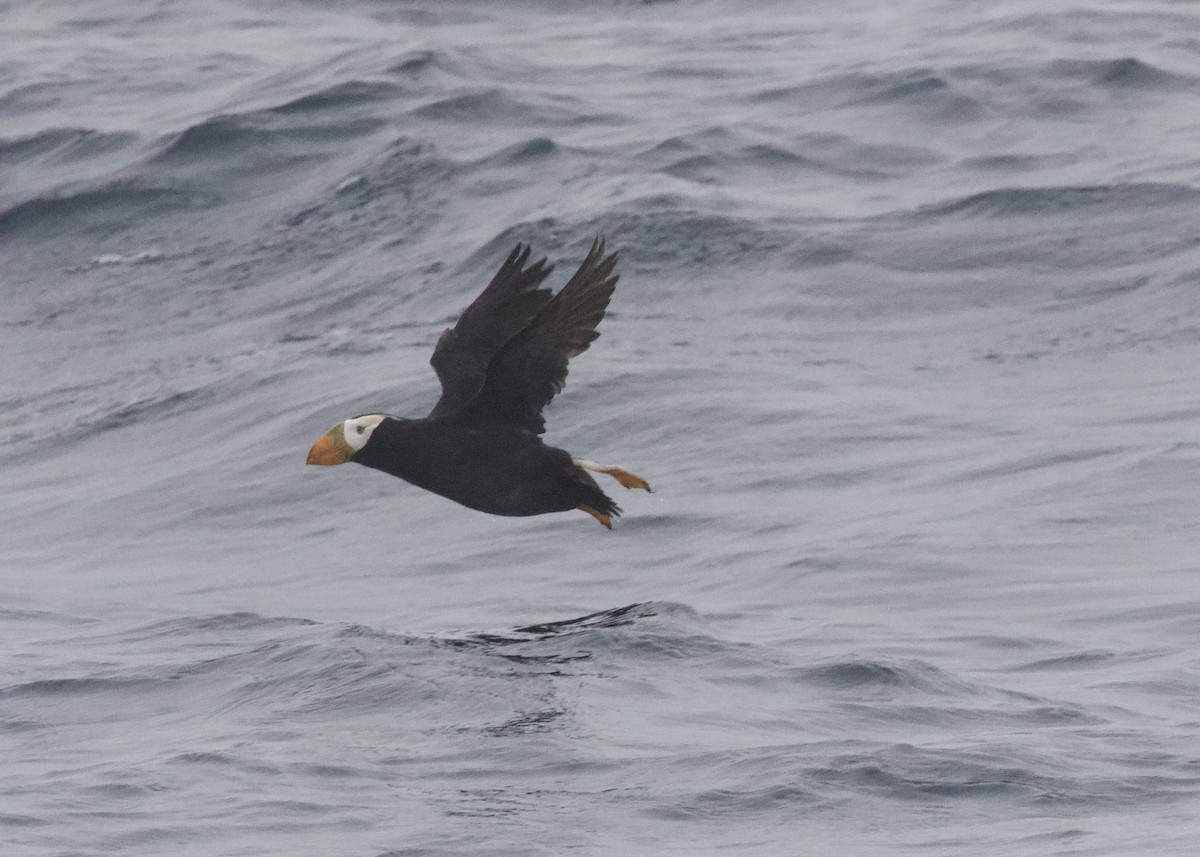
{"left": 812, "top": 746, "right": 1071, "bottom": 803}
{"left": 445, "top": 603, "right": 644, "bottom": 645}
{"left": 636, "top": 126, "right": 755, "bottom": 161}
{"left": 937, "top": 634, "right": 1046, "bottom": 650}
{"left": 0, "top": 718, "right": 45, "bottom": 734}
{"left": 412, "top": 89, "right": 552, "bottom": 123}
{"left": 648, "top": 782, "right": 823, "bottom": 820}
{"left": 960, "top": 152, "right": 1070, "bottom": 172}
{"left": 164, "top": 749, "right": 282, "bottom": 777}
{"left": 512, "top": 602, "right": 673, "bottom": 637}
{"left": 2, "top": 676, "right": 165, "bottom": 698}
{"left": 645, "top": 126, "right": 910, "bottom": 184}
{"left": 660, "top": 153, "right": 719, "bottom": 181}
{"left": 1018, "top": 828, "right": 1091, "bottom": 846}
{"left": 855, "top": 71, "right": 959, "bottom": 105}
{"left": 289, "top": 762, "right": 367, "bottom": 779}
{"left": 919, "top": 182, "right": 1200, "bottom": 219}
{"left": 171, "top": 751, "right": 241, "bottom": 766}
{"left": 151, "top": 111, "right": 383, "bottom": 168}
{"left": 662, "top": 143, "right": 839, "bottom": 184}
{"left": 0, "top": 127, "right": 138, "bottom": 165}
{"left": 0, "top": 81, "right": 66, "bottom": 113}
{"left": 388, "top": 50, "right": 439, "bottom": 77}
{"left": 0, "top": 607, "right": 97, "bottom": 625}
{"left": 639, "top": 134, "right": 701, "bottom": 160}
{"left": 0, "top": 813, "right": 46, "bottom": 827}
{"left": 241, "top": 798, "right": 348, "bottom": 817}
{"left": 1050, "top": 57, "right": 1196, "bottom": 91}
{"left": 386, "top": 48, "right": 466, "bottom": 80}
{"left": 153, "top": 115, "right": 279, "bottom": 164}
{"left": 473, "top": 136, "right": 560, "bottom": 167}
{"left": 798, "top": 658, "right": 973, "bottom": 696}
{"left": 755, "top": 68, "right": 983, "bottom": 122}
{"left": 964, "top": 153, "right": 1033, "bottom": 171}
{"left": 497, "top": 604, "right": 737, "bottom": 665}
{"left": 435, "top": 602, "right": 735, "bottom": 670}
{"left": 1004, "top": 650, "right": 1123, "bottom": 673}
{"left": 482, "top": 709, "right": 567, "bottom": 736}
{"left": 271, "top": 79, "right": 404, "bottom": 115}
{"left": 865, "top": 701, "right": 1104, "bottom": 730}
{"left": 752, "top": 71, "right": 873, "bottom": 108}
{"left": 0, "top": 183, "right": 211, "bottom": 239}
{"left": 440, "top": 787, "right": 534, "bottom": 819}
{"left": 782, "top": 238, "right": 855, "bottom": 267}
{"left": 82, "top": 782, "right": 160, "bottom": 800}
{"left": 1114, "top": 406, "right": 1200, "bottom": 427}
{"left": 1040, "top": 274, "right": 1155, "bottom": 310}
{"left": 1022, "top": 705, "right": 1103, "bottom": 725}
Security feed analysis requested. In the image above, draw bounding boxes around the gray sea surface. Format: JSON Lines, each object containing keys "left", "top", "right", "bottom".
{"left": 4, "top": 1, "right": 1200, "bottom": 854}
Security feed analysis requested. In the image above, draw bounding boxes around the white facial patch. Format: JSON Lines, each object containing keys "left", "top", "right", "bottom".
{"left": 342, "top": 414, "right": 385, "bottom": 453}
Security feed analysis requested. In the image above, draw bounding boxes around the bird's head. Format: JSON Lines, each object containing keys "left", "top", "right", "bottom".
{"left": 306, "top": 414, "right": 388, "bottom": 466}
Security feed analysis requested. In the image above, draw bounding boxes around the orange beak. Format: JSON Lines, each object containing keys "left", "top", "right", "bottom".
{"left": 306, "top": 431, "right": 350, "bottom": 466}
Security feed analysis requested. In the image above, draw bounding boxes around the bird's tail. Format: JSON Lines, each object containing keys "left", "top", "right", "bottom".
{"left": 574, "top": 471, "right": 621, "bottom": 529}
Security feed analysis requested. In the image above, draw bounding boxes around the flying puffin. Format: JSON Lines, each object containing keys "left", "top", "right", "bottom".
{"left": 306, "top": 238, "right": 651, "bottom": 528}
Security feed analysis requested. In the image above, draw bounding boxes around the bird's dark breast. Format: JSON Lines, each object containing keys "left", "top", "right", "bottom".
{"left": 354, "top": 417, "right": 593, "bottom": 516}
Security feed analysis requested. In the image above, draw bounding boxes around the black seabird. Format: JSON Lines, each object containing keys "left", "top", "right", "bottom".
{"left": 306, "top": 238, "right": 650, "bottom": 527}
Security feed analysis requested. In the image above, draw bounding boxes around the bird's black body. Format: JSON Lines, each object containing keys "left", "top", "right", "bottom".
{"left": 311, "top": 237, "right": 648, "bottom": 527}
{"left": 352, "top": 415, "right": 620, "bottom": 518}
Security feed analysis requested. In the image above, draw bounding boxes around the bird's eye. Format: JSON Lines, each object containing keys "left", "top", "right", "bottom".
{"left": 356, "top": 425, "right": 365, "bottom": 434}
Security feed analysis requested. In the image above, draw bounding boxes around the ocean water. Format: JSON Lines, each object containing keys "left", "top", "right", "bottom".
{"left": 4, "top": 0, "right": 1200, "bottom": 854}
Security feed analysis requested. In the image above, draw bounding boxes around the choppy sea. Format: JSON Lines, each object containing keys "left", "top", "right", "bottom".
{"left": 4, "top": 1, "right": 1200, "bottom": 854}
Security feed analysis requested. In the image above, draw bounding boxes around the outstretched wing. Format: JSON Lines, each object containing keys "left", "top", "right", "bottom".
{"left": 428, "top": 244, "right": 555, "bottom": 418}
{"left": 466, "top": 237, "right": 619, "bottom": 434}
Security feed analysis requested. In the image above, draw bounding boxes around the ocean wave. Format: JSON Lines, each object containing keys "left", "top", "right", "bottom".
{"left": 0, "top": 127, "right": 138, "bottom": 165}
{"left": 0, "top": 182, "right": 211, "bottom": 239}
{"left": 149, "top": 111, "right": 384, "bottom": 168}
{"left": 642, "top": 126, "right": 941, "bottom": 184}
{"left": 386, "top": 48, "right": 457, "bottom": 78}
{"left": 471, "top": 136, "right": 560, "bottom": 166}
{"left": 410, "top": 89, "right": 580, "bottom": 125}
{"left": 1049, "top": 57, "right": 1197, "bottom": 91}
{"left": 271, "top": 79, "right": 405, "bottom": 115}
{"left": 797, "top": 658, "right": 975, "bottom": 694}
{"left": 2, "top": 676, "right": 165, "bottom": 698}
{"left": 810, "top": 746, "right": 1073, "bottom": 802}
{"left": 919, "top": 182, "right": 1200, "bottom": 218}
{"left": 754, "top": 67, "right": 983, "bottom": 123}
{"left": 0, "top": 382, "right": 215, "bottom": 452}
{"left": 472, "top": 200, "right": 793, "bottom": 274}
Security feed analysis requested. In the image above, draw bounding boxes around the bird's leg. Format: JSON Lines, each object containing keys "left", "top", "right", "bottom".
{"left": 573, "top": 459, "right": 652, "bottom": 492}
{"left": 577, "top": 505, "right": 614, "bottom": 529}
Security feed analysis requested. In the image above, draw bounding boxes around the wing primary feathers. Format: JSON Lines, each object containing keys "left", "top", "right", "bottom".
{"left": 553, "top": 237, "right": 619, "bottom": 360}
{"left": 461, "top": 236, "right": 621, "bottom": 432}
{"left": 428, "top": 243, "right": 556, "bottom": 417}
